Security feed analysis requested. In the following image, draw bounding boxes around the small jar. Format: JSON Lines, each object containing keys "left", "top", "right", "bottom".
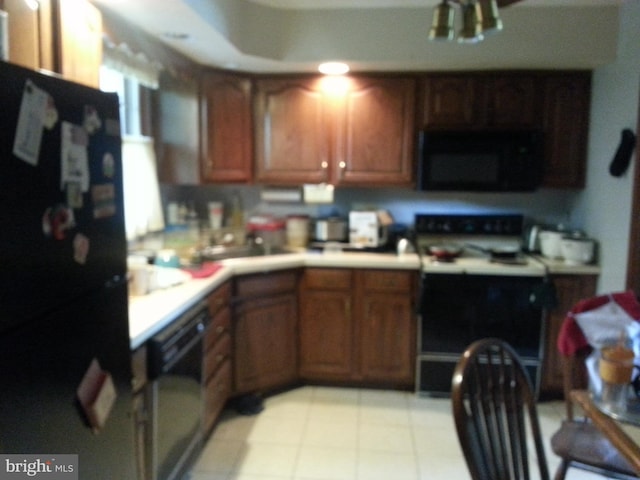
{"left": 286, "top": 215, "right": 310, "bottom": 248}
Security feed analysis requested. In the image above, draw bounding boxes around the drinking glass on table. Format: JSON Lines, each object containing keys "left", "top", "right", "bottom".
{"left": 599, "top": 342, "right": 635, "bottom": 412}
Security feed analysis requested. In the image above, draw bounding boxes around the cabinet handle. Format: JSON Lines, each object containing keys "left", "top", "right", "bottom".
{"left": 216, "top": 354, "right": 225, "bottom": 363}
{"left": 321, "top": 161, "right": 328, "bottom": 169}
{"left": 215, "top": 325, "right": 225, "bottom": 334}
{"left": 338, "top": 161, "right": 346, "bottom": 169}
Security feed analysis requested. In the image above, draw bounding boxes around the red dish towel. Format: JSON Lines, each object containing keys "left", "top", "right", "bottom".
{"left": 557, "top": 290, "right": 640, "bottom": 355}
{"left": 182, "top": 262, "right": 223, "bottom": 278}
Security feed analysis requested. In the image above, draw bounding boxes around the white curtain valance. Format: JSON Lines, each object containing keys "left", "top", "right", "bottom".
{"left": 102, "top": 39, "right": 163, "bottom": 89}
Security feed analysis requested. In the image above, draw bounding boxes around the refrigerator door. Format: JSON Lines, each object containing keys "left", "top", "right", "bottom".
{"left": 0, "top": 62, "right": 136, "bottom": 478}
{"left": 0, "top": 61, "right": 127, "bottom": 332}
{"left": 0, "top": 283, "right": 137, "bottom": 478}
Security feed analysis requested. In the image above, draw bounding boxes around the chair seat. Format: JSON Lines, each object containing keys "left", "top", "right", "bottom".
{"left": 551, "top": 420, "right": 637, "bottom": 476}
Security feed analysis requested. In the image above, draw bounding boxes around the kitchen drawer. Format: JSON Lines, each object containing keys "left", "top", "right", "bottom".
{"left": 205, "top": 307, "right": 231, "bottom": 352}
{"left": 304, "top": 268, "right": 352, "bottom": 290}
{"left": 203, "top": 360, "right": 232, "bottom": 433}
{"left": 235, "top": 270, "right": 298, "bottom": 298}
{"left": 204, "top": 331, "right": 231, "bottom": 381}
{"left": 360, "top": 270, "right": 413, "bottom": 292}
{"left": 208, "top": 282, "right": 231, "bottom": 316}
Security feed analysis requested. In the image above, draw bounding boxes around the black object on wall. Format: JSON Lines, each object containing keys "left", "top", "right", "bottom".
{"left": 609, "top": 128, "right": 637, "bottom": 177}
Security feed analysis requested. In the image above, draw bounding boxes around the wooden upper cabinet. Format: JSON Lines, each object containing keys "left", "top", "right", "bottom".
{"left": 422, "top": 75, "right": 478, "bottom": 128}
{"left": 200, "top": 72, "right": 253, "bottom": 183}
{"left": 336, "top": 76, "right": 415, "bottom": 187}
{"left": 254, "top": 77, "right": 332, "bottom": 185}
{"left": 57, "top": 0, "right": 102, "bottom": 88}
{"left": 542, "top": 73, "right": 591, "bottom": 188}
{"left": 3, "top": 0, "right": 41, "bottom": 70}
{"left": 421, "top": 73, "right": 538, "bottom": 129}
{"left": 486, "top": 75, "right": 538, "bottom": 127}
{"left": 254, "top": 75, "right": 415, "bottom": 187}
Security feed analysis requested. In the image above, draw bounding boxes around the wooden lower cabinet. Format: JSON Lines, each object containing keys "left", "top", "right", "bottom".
{"left": 299, "top": 268, "right": 416, "bottom": 388}
{"left": 232, "top": 270, "right": 299, "bottom": 394}
{"left": 299, "top": 269, "right": 354, "bottom": 380}
{"left": 358, "top": 291, "right": 414, "bottom": 384}
{"left": 540, "top": 274, "right": 598, "bottom": 396}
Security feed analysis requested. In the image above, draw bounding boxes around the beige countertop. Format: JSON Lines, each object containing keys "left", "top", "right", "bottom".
{"left": 128, "top": 250, "right": 599, "bottom": 350}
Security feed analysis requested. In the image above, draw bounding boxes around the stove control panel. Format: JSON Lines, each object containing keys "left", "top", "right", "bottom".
{"left": 415, "top": 214, "right": 523, "bottom": 236}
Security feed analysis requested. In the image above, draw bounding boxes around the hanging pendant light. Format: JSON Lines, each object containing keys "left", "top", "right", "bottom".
{"left": 458, "top": 2, "right": 483, "bottom": 44}
{"left": 428, "top": 0, "right": 504, "bottom": 43}
{"left": 428, "top": 0, "right": 455, "bottom": 42}
{"left": 476, "top": 0, "right": 503, "bottom": 35}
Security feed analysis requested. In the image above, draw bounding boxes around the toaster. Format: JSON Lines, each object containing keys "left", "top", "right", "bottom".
{"left": 348, "top": 210, "right": 393, "bottom": 248}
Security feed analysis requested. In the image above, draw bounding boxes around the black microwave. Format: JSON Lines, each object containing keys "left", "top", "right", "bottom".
{"left": 417, "top": 130, "right": 544, "bottom": 192}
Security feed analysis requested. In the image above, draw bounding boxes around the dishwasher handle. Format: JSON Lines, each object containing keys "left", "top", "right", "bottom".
{"left": 146, "top": 302, "right": 209, "bottom": 380}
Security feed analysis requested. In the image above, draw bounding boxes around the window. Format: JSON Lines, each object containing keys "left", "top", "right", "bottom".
{"left": 100, "top": 65, "right": 164, "bottom": 241}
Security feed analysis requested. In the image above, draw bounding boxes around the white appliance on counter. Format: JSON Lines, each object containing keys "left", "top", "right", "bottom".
{"left": 348, "top": 210, "right": 393, "bottom": 248}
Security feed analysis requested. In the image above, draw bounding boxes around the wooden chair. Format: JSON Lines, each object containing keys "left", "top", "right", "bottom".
{"left": 451, "top": 338, "right": 550, "bottom": 480}
{"left": 550, "top": 349, "right": 637, "bottom": 480}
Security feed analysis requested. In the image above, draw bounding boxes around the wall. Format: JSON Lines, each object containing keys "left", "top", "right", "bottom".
{"left": 572, "top": 0, "right": 640, "bottom": 293}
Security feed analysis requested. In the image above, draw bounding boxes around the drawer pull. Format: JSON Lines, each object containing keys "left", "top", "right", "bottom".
{"left": 215, "top": 325, "right": 225, "bottom": 334}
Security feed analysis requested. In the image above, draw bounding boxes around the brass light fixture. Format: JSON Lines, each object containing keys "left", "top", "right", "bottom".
{"left": 429, "top": 0, "right": 503, "bottom": 44}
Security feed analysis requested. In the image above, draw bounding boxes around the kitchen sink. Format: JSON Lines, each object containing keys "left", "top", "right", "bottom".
{"left": 195, "top": 244, "right": 293, "bottom": 262}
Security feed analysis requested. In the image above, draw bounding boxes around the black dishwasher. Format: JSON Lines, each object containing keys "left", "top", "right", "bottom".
{"left": 147, "top": 301, "right": 210, "bottom": 480}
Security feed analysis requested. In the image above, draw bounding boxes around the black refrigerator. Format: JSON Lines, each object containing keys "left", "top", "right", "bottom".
{"left": 0, "top": 61, "right": 137, "bottom": 478}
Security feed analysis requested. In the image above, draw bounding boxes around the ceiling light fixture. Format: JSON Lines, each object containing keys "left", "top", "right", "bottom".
{"left": 429, "top": 0, "right": 503, "bottom": 44}
{"left": 318, "top": 62, "right": 350, "bottom": 75}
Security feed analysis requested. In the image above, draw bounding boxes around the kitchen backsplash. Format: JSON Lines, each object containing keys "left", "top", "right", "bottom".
{"left": 160, "top": 183, "right": 579, "bottom": 234}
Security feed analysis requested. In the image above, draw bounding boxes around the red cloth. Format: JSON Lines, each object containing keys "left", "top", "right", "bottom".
{"left": 181, "top": 262, "right": 223, "bottom": 278}
{"left": 557, "top": 290, "right": 640, "bottom": 355}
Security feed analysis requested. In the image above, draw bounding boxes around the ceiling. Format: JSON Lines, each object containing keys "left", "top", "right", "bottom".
{"left": 91, "top": 0, "right": 624, "bottom": 73}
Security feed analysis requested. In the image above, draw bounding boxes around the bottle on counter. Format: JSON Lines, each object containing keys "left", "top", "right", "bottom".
{"left": 230, "top": 192, "right": 244, "bottom": 229}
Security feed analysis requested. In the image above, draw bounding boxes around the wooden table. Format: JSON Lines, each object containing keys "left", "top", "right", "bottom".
{"left": 571, "top": 389, "right": 640, "bottom": 474}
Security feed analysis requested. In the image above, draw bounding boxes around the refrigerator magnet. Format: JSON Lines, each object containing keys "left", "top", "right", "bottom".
{"left": 72, "top": 233, "right": 90, "bottom": 265}
{"left": 43, "top": 95, "right": 58, "bottom": 130}
{"left": 66, "top": 181, "right": 83, "bottom": 209}
{"left": 61, "top": 122, "right": 90, "bottom": 193}
{"left": 102, "top": 152, "right": 115, "bottom": 178}
{"left": 91, "top": 183, "right": 116, "bottom": 219}
{"left": 42, "top": 204, "right": 75, "bottom": 240}
{"left": 83, "top": 105, "right": 102, "bottom": 134}
{"left": 76, "top": 358, "right": 117, "bottom": 433}
{"left": 12, "top": 79, "right": 48, "bottom": 166}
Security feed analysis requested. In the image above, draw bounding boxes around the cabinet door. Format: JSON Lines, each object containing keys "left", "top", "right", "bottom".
{"left": 487, "top": 75, "right": 539, "bottom": 128}
{"left": 542, "top": 74, "right": 591, "bottom": 188}
{"left": 57, "top": 0, "right": 102, "bottom": 87}
{"left": 299, "top": 290, "right": 353, "bottom": 379}
{"left": 234, "top": 294, "right": 298, "bottom": 394}
{"left": 299, "top": 269, "right": 353, "bottom": 380}
{"left": 541, "top": 274, "right": 597, "bottom": 396}
{"left": 422, "top": 75, "right": 478, "bottom": 128}
{"left": 254, "top": 78, "right": 332, "bottom": 184}
{"left": 335, "top": 77, "right": 415, "bottom": 187}
{"left": 4, "top": 0, "right": 41, "bottom": 70}
{"left": 359, "top": 292, "right": 414, "bottom": 385}
{"left": 200, "top": 72, "right": 253, "bottom": 183}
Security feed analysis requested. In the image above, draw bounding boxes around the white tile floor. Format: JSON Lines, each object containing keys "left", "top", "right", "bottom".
{"left": 190, "top": 386, "right": 607, "bottom": 480}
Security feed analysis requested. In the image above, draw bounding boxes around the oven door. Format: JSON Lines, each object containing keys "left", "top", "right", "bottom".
{"left": 417, "top": 273, "right": 545, "bottom": 396}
